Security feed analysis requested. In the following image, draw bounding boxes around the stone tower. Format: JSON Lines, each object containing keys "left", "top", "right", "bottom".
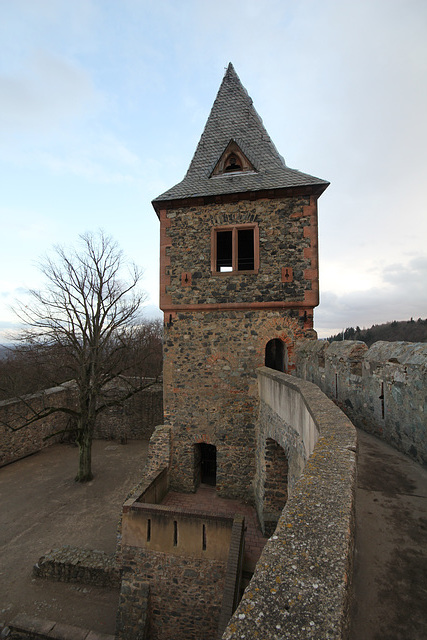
{"left": 152, "top": 64, "right": 328, "bottom": 501}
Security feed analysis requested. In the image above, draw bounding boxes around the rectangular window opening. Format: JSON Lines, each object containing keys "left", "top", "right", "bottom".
{"left": 216, "top": 230, "right": 232, "bottom": 272}
{"left": 173, "top": 520, "right": 178, "bottom": 547}
{"left": 237, "top": 228, "right": 254, "bottom": 271}
{"left": 212, "top": 224, "right": 258, "bottom": 274}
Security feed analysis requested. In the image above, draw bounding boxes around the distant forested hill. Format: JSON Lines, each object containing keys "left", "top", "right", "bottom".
{"left": 327, "top": 318, "right": 427, "bottom": 347}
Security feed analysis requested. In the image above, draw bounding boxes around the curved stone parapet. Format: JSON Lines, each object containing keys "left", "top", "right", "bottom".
{"left": 223, "top": 368, "right": 357, "bottom": 640}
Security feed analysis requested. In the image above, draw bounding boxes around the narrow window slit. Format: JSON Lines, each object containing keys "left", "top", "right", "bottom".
{"left": 380, "top": 382, "right": 385, "bottom": 419}
{"left": 147, "top": 518, "right": 151, "bottom": 542}
{"left": 202, "top": 524, "right": 207, "bottom": 551}
{"left": 173, "top": 520, "right": 178, "bottom": 547}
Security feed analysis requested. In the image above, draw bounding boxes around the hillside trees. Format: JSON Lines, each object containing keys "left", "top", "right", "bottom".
{"left": 327, "top": 318, "right": 427, "bottom": 346}
{"left": 3, "top": 231, "right": 161, "bottom": 482}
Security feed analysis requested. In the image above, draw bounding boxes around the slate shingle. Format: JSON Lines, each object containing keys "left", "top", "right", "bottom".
{"left": 153, "top": 63, "right": 329, "bottom": 204}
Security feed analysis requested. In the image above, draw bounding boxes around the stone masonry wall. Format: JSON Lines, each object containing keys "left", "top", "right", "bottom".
{"left": 33, "top": 546, "right": 120, "bottom": 588}
{"left": 223, "top": 370, "right": 357, "bottom": 640}
{"left": 0, "top": 383, "right": 163, "bottom": 467}
{"left": 93, "top": 383, "right": 163, "bottom": 441}
{"left": 120, "top": 546, "right": 226, "bottom": 640}
{"left": 0, "top": 383, "right": 74, "bottom": 467}
{"left": 295, "top": 340, "right": 427, "bottom": 466}
{"left": 163, "top": 309, "right": 308, "bottom": 501}
{"left": 162, "top": 196, "right": 318, "bottom": 308}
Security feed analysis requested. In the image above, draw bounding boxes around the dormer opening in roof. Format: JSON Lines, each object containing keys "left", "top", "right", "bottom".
{"left": 224, "top": 154, "right": 241, "bottom": 172}
{"left": 210, "top": 139, "right": 256, "bottom": 178}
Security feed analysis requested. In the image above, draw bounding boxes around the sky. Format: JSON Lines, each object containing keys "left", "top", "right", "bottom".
{"left": 1, "top": 0, "right": 426, "bottom": 342}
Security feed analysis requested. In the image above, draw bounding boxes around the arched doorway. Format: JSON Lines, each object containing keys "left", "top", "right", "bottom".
{"left": 263, "top": 438, "right": 288, "bottom": 536}
{"left": 265, "top": 338, "right": 288, "bottom": 372}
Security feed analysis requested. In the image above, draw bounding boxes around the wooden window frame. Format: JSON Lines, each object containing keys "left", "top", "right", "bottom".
{"left": 211, "top": 223, "right": 259, "bottom": 274}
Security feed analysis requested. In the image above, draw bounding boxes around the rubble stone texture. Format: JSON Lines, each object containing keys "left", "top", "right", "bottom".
{"left": 152, "top": 64, "right": 328, "bottom": 502}
{"left": 295, "top": 339, "right": 427, "bottom": 465}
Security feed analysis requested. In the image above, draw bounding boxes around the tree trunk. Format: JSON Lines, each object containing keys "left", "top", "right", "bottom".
{"left": 75, "top": 427, "right": 94, "bottom": 482}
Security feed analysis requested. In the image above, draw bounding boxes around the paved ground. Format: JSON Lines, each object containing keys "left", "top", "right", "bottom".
{"left": 350, "top": 429, "right": 427, "bottom": 640}
{"left": 0, "top": 440, "right": 149, "bottom": 635}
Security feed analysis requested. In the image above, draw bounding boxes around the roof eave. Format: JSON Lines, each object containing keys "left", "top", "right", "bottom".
{"left": 151, "top": 181, "right": 329, "bottom": 216}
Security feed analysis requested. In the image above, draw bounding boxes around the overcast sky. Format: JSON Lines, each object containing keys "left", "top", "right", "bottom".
{"left": 1, "top": 0, "right": 426, "bottom": 342}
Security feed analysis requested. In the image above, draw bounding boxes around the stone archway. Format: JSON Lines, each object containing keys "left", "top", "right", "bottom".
{"left": 263, "top": 438, "right": 289, "bottom": 536}
{"left": 265, "top": 338, "right": 288, "bottom": 373}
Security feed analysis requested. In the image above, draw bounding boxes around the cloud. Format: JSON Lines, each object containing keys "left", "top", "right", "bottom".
{"left": 315, "top": 256, "right": 427, "bottom": 336}
{"left": 0, "top": 49, "right": 98, "bottom": 131}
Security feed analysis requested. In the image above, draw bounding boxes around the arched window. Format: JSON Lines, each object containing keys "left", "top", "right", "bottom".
{"left": 265, "top": 338, "right": 288, "bottom": 373}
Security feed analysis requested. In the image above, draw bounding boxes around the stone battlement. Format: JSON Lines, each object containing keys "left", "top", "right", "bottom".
{"left": 295, "top": 340, "right": 427, "bottom": 466}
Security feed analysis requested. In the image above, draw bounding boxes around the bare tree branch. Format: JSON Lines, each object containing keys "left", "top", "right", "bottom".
{"left": 3, "top": 230, "right": 157, "bottom": 482}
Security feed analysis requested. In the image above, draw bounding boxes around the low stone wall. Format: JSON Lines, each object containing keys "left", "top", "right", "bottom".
{"left": 0, "top": 383, "right": 163, "bottom": 467}
{"left": 115, "top": 425, "right": 171, "bottom": 569}
{"left": 217, "top": 515, "right": 246, "bottom": 639}
{"left": 223, "top": 368, "right": 357, "bottom": 640}
{"left": 122, "top": 502, "right": 234, "bottom": 561}
{"left": 94, "top": 383, "right": 163, "bottom": 441}
{"left": 295, "top": 340, "right": 427, "bottom": 465}
{"left": 33, "top": 546, "right": 120, "bottom": 588}
{"left": 0, "top": 383, "right": 75, "bottom": 467}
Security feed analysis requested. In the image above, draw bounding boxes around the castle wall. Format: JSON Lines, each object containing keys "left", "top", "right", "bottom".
{"left": 224, "top": 369, "right": 357, "bottom": 640}
{"left": 120, "top": 546, "right": 226, "bottom": 640}
{"left": 0, "top": 383, "right": 163, "bottom": 467}
{"left": 163, "top": 309, "right": 308, "bottom": 501}
{"left": 295, "top": 340, "right": 427, "bottom": 465}
{"left": 0, "top": 383, "right": 74, "bottom": 466}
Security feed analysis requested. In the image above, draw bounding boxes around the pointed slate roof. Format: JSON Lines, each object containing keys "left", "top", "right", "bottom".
{"left": 153, "top": 64, "right": 328, "bottom": 206}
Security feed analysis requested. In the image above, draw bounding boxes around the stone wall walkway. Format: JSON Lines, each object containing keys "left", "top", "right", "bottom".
{"left": 351, "top": 429, "right": 427, "bottom": 640}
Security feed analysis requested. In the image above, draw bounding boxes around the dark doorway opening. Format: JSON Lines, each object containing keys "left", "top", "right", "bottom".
{"left": 199, "top": 443, "right": 217, "bottom": 486}
{"left": 265, "top": 338, "right": 288, "bottom": 372}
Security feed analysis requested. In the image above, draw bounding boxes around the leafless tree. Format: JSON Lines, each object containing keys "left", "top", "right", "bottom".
{"left": 7, "top": 230, "right": 158, "bottom": 482}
